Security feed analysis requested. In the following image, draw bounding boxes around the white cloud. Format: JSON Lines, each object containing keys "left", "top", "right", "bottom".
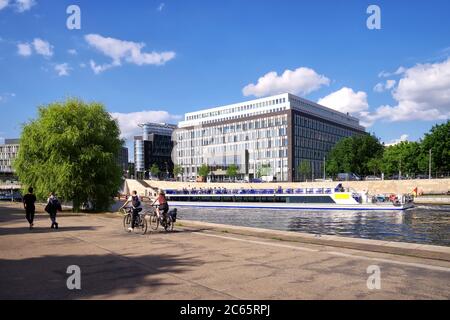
{"left": 84, "top": 34, "right": 176, "bottom": 74}
{"left": 15, "top": 0, "right": 36, "bottom": 12}
{"left": 157, "top": 3, "right": 165, "bottom": 12}
{"left": 0, "top": 92, "right": 16, "bottom": 103}
{"left": 385, "top": 134, "right": 409, "bottom": 147}
{"left": 0, "top": 0, "right": 36, "bottom": 12}
{"left": 373, "top": 83, "right": 384, "bottom": 93}
{"left": 67, "top": 49, "right": 77, "bottom": 55}
{"left": 32, "top": 38, "right": 53, "bottom": 57}
{"left": 89, "top": 60, "right": 114, "bottom": 75}
{"left": 110, "top": 110, "right": 181, "bottom": 140}
{"left": 243, "top": 67, "right": 330, "bottom": 98}
{"left": 371, "top": 58, "right": 450, "bottom": 122}
{"left": 17, "top": 42, "right": 32, "bottom": 56}
{"left": 54, "top": 63, "right": 71, "bottom": 76}
{"left": 378, "top": 67, "right": 406, "bottom": 78}
{"left": 0, "top": 0, "right": 9, "bottom": 11}
{"left": 373, "top": 79, "right": 396, "bottom": 92}
{"left": 318, "top": 87, "right": 369, "bottom": 115}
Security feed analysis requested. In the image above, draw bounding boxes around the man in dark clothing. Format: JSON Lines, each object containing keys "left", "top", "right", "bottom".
{"left": 23, "top": 187, "right": 37, "bottom": 230}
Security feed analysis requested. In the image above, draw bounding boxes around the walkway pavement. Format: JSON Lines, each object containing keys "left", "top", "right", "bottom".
{"left": 0, "top": 203, "right": 449, "bottom": 300}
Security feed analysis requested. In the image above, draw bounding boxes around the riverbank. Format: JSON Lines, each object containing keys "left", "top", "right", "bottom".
{"left": 2, "top": 202, "right": 449, "bottom": 259}
{"left": 1, "top": 203, "right": 449, "bottom": 299}
{"left": 414, "top": 196, "right": 450, "bottom": 205}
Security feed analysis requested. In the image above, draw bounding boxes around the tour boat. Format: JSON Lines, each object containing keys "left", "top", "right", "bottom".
{"left": 164, "top": 187, "right": 415, "bottom": 211}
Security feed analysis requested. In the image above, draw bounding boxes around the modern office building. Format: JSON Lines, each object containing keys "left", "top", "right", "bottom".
{"left": 116, "top": 146, "right": 129, "bottom": 173}
{"left": 134, "top": 123, "right": 177, "bottom": 179}
{"left": 0, "top": 139, "right": 20, "bottom": 179}
{"left": 174, "top": 93, "right": 365, "bottom": 182}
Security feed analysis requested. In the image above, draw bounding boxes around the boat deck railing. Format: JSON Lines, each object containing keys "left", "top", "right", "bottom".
{"left": 165, "top": 187, "right": 336, "bottom": 196}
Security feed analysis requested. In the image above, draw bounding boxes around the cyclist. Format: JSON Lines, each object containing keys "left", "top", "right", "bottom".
{"left": 120, "top": 190, "right": 142, "bottom": 232}
{"left": 152, "top": 190, "right": 169, "bottom": 220}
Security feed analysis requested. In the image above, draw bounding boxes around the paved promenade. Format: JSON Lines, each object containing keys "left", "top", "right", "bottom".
{"left": 0, "top": 203, "right": 449, "bottom": 300}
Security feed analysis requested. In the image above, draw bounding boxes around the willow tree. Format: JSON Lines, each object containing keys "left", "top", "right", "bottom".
{"left": 14, "top": 98, "right": 123, "bottom": 212}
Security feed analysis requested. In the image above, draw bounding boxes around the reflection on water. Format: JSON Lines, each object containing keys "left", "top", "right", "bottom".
{"left": 173, "top": 205, "right": 450, "bottom": 247}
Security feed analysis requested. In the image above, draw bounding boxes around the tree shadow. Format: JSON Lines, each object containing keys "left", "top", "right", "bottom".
{"left": 0, "top": 225, "right": 98, "bottom": 236}
{"left": 0, "top": 252, "right": 202, "bottom": 299}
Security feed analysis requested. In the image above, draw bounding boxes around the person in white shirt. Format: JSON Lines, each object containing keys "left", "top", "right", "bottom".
{"left": 120, "top": 190, "right": 142, "bottom": 232}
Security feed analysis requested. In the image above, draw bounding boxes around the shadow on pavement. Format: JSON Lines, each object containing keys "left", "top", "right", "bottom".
{"left": 0, "top": 252, "right": 202, "bottom": 299}
{"left": 0, "top": 225, "right": 98, "bottom": 236}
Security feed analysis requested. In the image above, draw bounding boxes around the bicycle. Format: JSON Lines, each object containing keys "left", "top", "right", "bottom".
{"left": 148, "top": 205, "right": 174, "bottom": 232}
{"left": 122, "top": 207, "right": 148, "bottom": 235}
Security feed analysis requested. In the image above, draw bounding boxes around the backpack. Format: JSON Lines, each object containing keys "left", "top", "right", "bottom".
{"left": 169, "top": 208, "right": 177, "bottom": 222}
{"left": 45, "top": 198, "right": 61, "bottom": 213}
{"left": 131, "top": 195, "right": 141, "bottom": 208}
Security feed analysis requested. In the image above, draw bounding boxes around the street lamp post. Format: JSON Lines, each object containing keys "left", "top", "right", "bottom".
{"left": 429, "top": 149, "right": 432, "bottom": 180}
{"left": 323, "top": 157, "right": 326, "bottom": 180}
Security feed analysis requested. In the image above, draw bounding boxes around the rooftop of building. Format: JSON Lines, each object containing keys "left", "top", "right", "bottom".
{"left": 178, "top": 93, "right": 365, "bottom": 131}
{"left": 138, "top": 122, "right": 177, "bottom": 129}
{"left": 0, "top": 139, "right": 20, "bottom": 146}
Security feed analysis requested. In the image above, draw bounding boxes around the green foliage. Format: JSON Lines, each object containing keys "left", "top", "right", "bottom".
{"left": 173, "top": 164, "right": 183, "bottom": 178}
{"left": 381, "top": 141, "right": 426, "bottom": 177}
{"left": 198, "top": 164, "right": 210, "bottom": 178}
{"left": 14, "top": 98, "right": 123, "bottom": 212}
{"left": 421, "top": 121, "right": 450, "bottom": 174}
{"left": 226, "top": 164, "right": 239, "bottom": 178}
{"left": 297, "top": 160, "right": 311, "bottom": 181}
{"left": 367, "top": 157, "right": 383, "bottom": 175}
{"left": 256, "top": 163, "right": 271, "bottom": 177}
{"left": 149, "top": 163, "right": 160, "bottom": 177}
{"left": 326, "top": 134, "right": 384, "bottom": 176}
{"left": 325, "top": 120, "right": 450, "bottom": 178}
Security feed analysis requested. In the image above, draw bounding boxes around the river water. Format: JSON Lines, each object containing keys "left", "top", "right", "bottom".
{"left": 171, "top": 205, "right": 450, "bottom": 247}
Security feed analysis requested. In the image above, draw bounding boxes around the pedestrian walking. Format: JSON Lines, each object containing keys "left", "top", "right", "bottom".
{"left": 45, "top": 192, "right": 62, "bottom": 229}
{"left": 22, "top": 187, "right": 37, "bottom": 230}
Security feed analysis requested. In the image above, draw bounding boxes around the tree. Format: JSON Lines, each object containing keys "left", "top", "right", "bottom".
{"left": 326, "top": 134, "right": 384, "bottom": 177}
{"left": 382, "top": 141, "right": 426, "bottom": 177}
{"left": 226, "top": 164, "right": 239, "bottom": 180}
{"left": 149, "top": 163, "right": 160, "bottom": 178}
{"left": 421, "top": 121, "right": 450, "bottom": 175}
{"left": 198, "top": 164, "right": 210, "bottom": 179}
{"left": 256, "top": 163, "right": 271, "bottom": 178}
{"left": 367, "top": 157, "right": 382, "bottom": 175}
{"left": 297, "top": 160, "right": 311, "bottom": 182}
{"left": 14, "top": 98, "right": 122, "bottom": 212}
{"left": 173, "top": 165, "right": 183, "bottom": 180}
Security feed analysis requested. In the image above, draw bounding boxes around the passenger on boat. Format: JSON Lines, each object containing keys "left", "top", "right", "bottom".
{"left": 335, "top": 183, "right": 345, "bottom": 192}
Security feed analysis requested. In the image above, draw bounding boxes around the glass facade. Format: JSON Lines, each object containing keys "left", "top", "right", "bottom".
{"left": 174, "top": 93, "right": 366, "bottom": 182}
{"left": 175, "top": 113, "right": 289, "bottom": 181}
{"left": 134, "top": 123, "right": 177, "bottom": 179}
{"left": 292, "top": 112, "right": 362, "bottom": 181}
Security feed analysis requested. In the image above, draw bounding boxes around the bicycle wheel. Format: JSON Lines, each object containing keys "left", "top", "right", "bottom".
{"left": 164, "top": 216, "right": 174, "bottom": 232}
{"left": 149, "top": 212, "right": 159, "bottom": 231}
{"left": 123, "top": 213, "right": 131, "bottom": 232}
{"left": 137, "top": 216, "right": 148, "bottom": 235}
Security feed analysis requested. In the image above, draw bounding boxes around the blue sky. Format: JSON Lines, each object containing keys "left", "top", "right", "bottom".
{"left": 1, "top": 0, "right": 449, "bottom": 159}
